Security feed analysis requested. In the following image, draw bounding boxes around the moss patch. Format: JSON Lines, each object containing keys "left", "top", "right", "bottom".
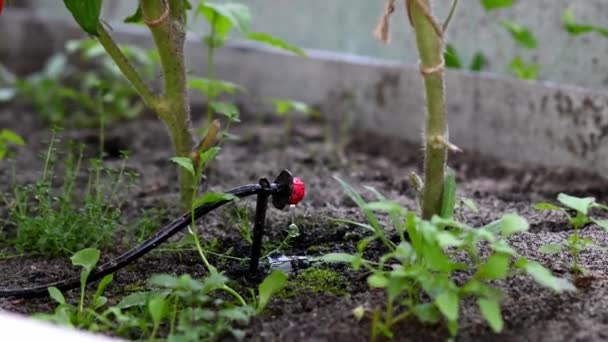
{"left": 280, "top": 267, "right": 347, "bottom": 298}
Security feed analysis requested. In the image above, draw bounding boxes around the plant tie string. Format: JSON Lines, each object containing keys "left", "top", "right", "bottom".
{"left": 419, "top": 60, "right": 445, "bottom": 76}
{"left": 374, "top": 0, "right": 396, "bottom": 44}
{"left": 375, "top": 0, "right": 445, "bottom": 77}
{"left": 144, "top": 0, "right": 170, "bottom": 27}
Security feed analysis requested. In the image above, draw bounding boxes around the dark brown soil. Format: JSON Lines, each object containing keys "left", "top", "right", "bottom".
{"left": 2, "top": 106, "right": 608, "bottom": 342}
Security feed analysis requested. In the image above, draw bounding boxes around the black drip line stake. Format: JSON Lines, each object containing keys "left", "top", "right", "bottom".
{"left": 249, "top": 178, "right": 271, "bottom": 274}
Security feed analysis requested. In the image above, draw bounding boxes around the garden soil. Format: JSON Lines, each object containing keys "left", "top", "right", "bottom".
{"left": 1, "top": 108, "right": 608, "bottom": 342}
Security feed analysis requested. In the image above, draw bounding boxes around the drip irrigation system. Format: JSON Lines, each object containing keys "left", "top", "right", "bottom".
{"left": 0, "top": 169, "right": 305, "bottom": 298}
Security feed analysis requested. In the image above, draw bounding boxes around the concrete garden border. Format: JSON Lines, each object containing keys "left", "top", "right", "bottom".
{"left": 1, "top": 10, "right": 607, "bottom": 175}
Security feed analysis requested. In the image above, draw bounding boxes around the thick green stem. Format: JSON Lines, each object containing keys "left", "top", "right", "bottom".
{"left": 408, "top": 0, "right": 448, "bottom": 220}
{"left": 142, "top": 0, "right": 195, "bottom": 209}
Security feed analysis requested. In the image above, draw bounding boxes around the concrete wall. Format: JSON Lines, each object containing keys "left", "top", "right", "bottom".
{"left": 19, "top": 0, "right": 608, "bottom": 89}
{"left": 1, "top": 11, "right": 607, "bottom": 175}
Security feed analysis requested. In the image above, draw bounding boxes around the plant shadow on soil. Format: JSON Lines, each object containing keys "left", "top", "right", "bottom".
{"left": 2, "top": 107, "right": 608, "bottom": 341}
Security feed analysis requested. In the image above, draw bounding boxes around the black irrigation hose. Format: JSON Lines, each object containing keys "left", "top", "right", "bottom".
{"left": 0, "top": 170, "right": 297, "bottom": 299}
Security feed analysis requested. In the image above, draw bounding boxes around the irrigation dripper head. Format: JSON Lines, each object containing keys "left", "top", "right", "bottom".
{"left": 288, "top": 177, "right": 305, "bottom": 205}
{"left": 271, "top": 169, "right": 305, "bottom": 209}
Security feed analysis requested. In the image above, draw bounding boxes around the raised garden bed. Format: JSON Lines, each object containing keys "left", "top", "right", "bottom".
{"left": 2, "top": 106, "right": 608, "bottom": 341}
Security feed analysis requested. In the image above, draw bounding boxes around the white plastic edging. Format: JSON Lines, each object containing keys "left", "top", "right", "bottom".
{"left": 0, "top": 311, "right": 122, "bottom": 342}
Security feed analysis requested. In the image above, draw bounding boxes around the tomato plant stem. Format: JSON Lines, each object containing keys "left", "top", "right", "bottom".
{"left": 141, "top": 0, "right": 195, "bottom": 209}
{"left": 407, "top": 0, "right": 449, "bottom": 219}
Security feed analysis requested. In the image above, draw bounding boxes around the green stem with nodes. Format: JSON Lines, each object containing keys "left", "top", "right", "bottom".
{"left": 140, "top": 0, "right": 195, "bottom": 209}
{"left": 96, "top": 0, "right": 196, "bottom": 210}
{"left": 407, "top": 0, "right": 450, "bottom": 219}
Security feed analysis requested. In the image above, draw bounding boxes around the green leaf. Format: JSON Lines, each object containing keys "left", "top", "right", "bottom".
{"left": 440, "top": 168, "right": 457, "bottom": 219}
{"left": 188, "top": 77, "right": 241, "bottom": 98}
{"left": 593, "top": 219, "right": 608, "bottom": 231}
{"left": 148, "top": 295, "right": 167, "bottom": 327}
{"left": 435, "top": 291, "right": 459, "bottom": 322}
{"left": 436, "top": 231, "right": 463, "bottom": 248}
{"left": 271, "top": 99, "right": 313, "bottom": 116}
{"left": 318, "top": 253, "right": 357, "bottom": 264}
{"left": 477, "top": 253, "right": 510, "bottom": 280}
{"left": 94, "top": 296, "right": 108, "bottom": 309}
{"left": 210, "top": 101, "right": 240, "bottom": 122}
{"left": 124, "top": 6, "right": 143, "bottom": 24}
{"left": 478, "top": 298, "right": 504, "bottom": 332}
{"left": 71, "top": 248, "right": 100, "bottom": 274}
{"left": 93, "top": 274, "right": 113, "bottom": 308}
{"left": 170, "top": 157, "right": 195, "bottom": 176}
{"left": 491, "top": 240, "right": 517, "bottom": 255}
{"left": 558, "top": 193, "right": 595, "bottom": 215}
{"left": 48, "top": 287, "right": 66, "bottom": 305}
{"left": 198, "top": 146, "right": 221, "bottom": 167}
{"left": 460, "top": 198, "right": 479, "bottom": 213}
{"left": 0, "top": 129, "right": 25, "bottom": 145}
{"left": 201, "top": 272, "right": 229, "bottom": 291}
{"left": 193, "top": 192, "right": 237, "bottom": 207}
{"left": 597, "top": 27, "right": 608, "bottom": 38}
{"left": 538, "top": 243, "right": 563, "bottom": 254}
{"left": 500, "top": 20, "right": 537, "bottom": 49}
{"left": 257, "top": 271, "right": 288, "bottom": 312}
{"left": 116, "top": 291, "right": 153, "bottom": 309}
{"left": 364, "top": 201, "right": 405, "bottom": 215}
{"left": 62, "top": 0, "right": 102, "bottom": 36}
{"left": 561, "top": 9, "right": 594, "bottom": 36}
{"left": 334, "top": 176, "right": 384, "bottom": 236}
{"left": 523, "top": 261, "right": 575, "bottom": 292}
{"left": 533, "top": 202, "right": 562, "bottom": 211}
{"left": 508, "top": 57, "right": 540, "bottom": 80}
{"left": 367, "top": 273, "right": 389, "bottom": 288}
{"left": 246, "top": 32, "right": 306, "bottom": 57}
{"left": 500, "top": 213, "right": 529, "bottom": 237}
{"left": 198, "top": 3, "right": 250, "bottom": 40}
{"left": 444, "top": 44, "right": 462, "bottom": 69}
{"left": 469, "top": 52, "right": 488, "bottom": 72}
{"left": 413, "top": 303, "right": 440, "bottom": 323}
{"left": 481, "top": 0, "right": 513, "bottom": 11}
{"left": 220, "top": 306, "right": 254, "bottom": 322}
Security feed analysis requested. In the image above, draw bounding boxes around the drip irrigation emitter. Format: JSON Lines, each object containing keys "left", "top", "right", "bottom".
{"left": 0, "top": 169, "right": 305, "bottom": 298}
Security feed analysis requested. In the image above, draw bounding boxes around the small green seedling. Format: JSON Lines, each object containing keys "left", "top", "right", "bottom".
{"left": 1, "top": 39, "right": 155, "bottom": 127}
{"left": 480, "top": 0, "right": 513, "bottom": 11}
{"left": 535, "top": 193, "right": 608, "bottom": 275}
{"left": 39, "top": 248, "right": 288, "bottom": 340}
{"left": 190, "top": 2, "right": 308, "bottom": 147}
{"left": 498, "top": 20, "right": 540, "bottom": 80}
{"left": 255, "top": 270, "right": 288, "bottom": 313}
{"left": 323, "top": 177, "right": 574, "bottom": 339}
{"left": 39, "top": 248, "right": 114, "bottom": 328}
{"left": 270, "top": 98, "right": 318, "bottom": 145}
{"left": 508, "top": 57, "right": 540, "bottom": 80}
{"left": 562, "top": 9, "right": 608, "bottom": 38}
{"left": 444, "top": 44, "right": 488, "bottom": 72}
{"left": 0, "top": 129, "right": 24, "bottom": 160}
